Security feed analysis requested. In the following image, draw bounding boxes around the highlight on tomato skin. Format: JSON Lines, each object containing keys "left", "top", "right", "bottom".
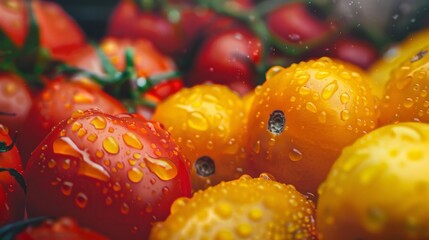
{"left": 149, "top": 174, "right": 318, "bottom": 240}
{"left": 246, "top": 57, "right": 379, "bottom": 197}
{"left": 317, "top": 122, "right": 429, "bottom": 240}
{"left": 25, "top": 109, "right": 192, "bottom": 240}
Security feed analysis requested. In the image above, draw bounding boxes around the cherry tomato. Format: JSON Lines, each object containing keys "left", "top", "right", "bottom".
{"left": 0, "top": 73, "right": 32, "bottom": 134}
{"left": 18, "top": 76, "right": 127, "bottom": 165}
{"left": 25, "top": 109, "right": 192, "bottom": 240}
{"left": 246, "top": 57, "right": 379, "bottom": 196}
{"left": 0, "top": 124, "right": 25, "bottom": 226}
{"left": 0, "top": 0, "right": 85, "bottom": 56}
{"left": 379, "top": 45, "right": 429, "bottom": 125}
{"left": 14, "top": 217, "right": 108, "bottom": 240}
{"left": 369, "top": 28, "right": 429, "bottom": 99}
{"left": 188, "top": 27, "right": 262, "bottom": 95}
{"left": 152, "top": 84, "right": 248, "bottom": 190}
{"left": 150, "top": 174, "right": 317, "bottom": 239}
{"left": 318, "top": 122, "right": 429, "bottom": 239}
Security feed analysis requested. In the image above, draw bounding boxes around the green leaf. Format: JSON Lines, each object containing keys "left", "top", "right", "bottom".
{"left": 0, "top": 132, "right": 17, "bottom": 153}
{"left": 0, "top": 217, "right": 48, "bottom": 240}
{"left": 21, "top": 0, "right": 40, "bottom": 55}
{"left": 92, "top": 42, "right": 117, "bottom": 77}
{"left": 0, "top": 168, "right": 26, "bottom": 193}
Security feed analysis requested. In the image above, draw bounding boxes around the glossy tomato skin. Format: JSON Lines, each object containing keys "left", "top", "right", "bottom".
{"left": 0, "top": 73, "right": 33, "bottom": 134}
{"left": 150, "top": 174, "right": 317, "bottom": 240}
{"left": 379, "top": 45, "right": 429, "bottom": 125}
{"left": 14, "top": 217, "right": 108, "bottom": 240}
{"left": 25, "top": 109, "right": 192, "bottom": 240}
{"left": 18, "top": 77, "right": 127, "bottom": 165}
{"left": 188, "top": 27, "right": 262, "bottom": 95}
{"left": 246, "top": 58, "right": 379, "bottom": 196}
{"left": 152, "top": 84, "right": 249, "bottom": 191}
{"left": 0, "top": 124, "right": 25, "bottom": 226}
{"left": 318, "top": 122, "right": 429, "bottom": 239}
{"left": 0, "top": 0, "right": 85, "bottom": 56}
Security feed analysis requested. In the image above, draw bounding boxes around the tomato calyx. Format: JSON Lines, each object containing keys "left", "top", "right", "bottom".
{"left": 0, "top": 132, "right": 17, "bottom": 153}
{"left": 0, "top": 168, "right": 26, "bottom": 194}
{"left": 0, "top": 217, "right": 49, "bottom": 240}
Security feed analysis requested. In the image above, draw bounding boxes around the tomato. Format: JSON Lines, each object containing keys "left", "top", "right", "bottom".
{"left": 0, "top": 0, "right": 85, "bottom": 57}
{"left": 266, "top": 2, "right": 334, "bottom": 52}
{"left": 317, "top": 122, "right": 429, "bottom": 239}
{"left": 13, "top": 217, "right": 108, "bottom": 240}
{"left": 379, "top": 45, "right": 429, "bottom": 125}
{"left": 25, "top": 109, "right": 192, "bottom": 239}
{"left": 246, "top": 57, "right": 379, "bottom": 196}
{"left": 188, "top": 27, "right": 262, "bottom": 95}
{"left": 18, "top": 76, "right": 127, "bottom": 165}
{"left": 0, "top": 124, "right": 25, "bottom": 226}
{"left": 369, "top": 28, "right": 429, "bottom": 99}
{"left": 152, "top": 84, "right": 248, "bottom": 191}
{"left": 0, "top": 73, "right": 32, "bottom": 134}
{"left": 150, "top": 174, "right": 317, "bottom": 239}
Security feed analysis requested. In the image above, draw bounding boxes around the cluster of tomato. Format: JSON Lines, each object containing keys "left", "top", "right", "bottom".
{"left": 1, "top": 0, "right": 429, "bottom": 239}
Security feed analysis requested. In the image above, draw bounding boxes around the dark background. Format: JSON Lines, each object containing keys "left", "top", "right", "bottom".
{"left": 55, "top": 0, "right": 119, "bottom": 40}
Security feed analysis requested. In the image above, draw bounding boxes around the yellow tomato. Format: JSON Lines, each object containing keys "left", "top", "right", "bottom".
{"left": 318, "top": 122, "right": 429, "bottom": 239}
{"left": 379, "top": 45, "right": 429, "bottom": 125}
{"left": 246, "top": 57, "right": 379, "bottom": 195}
{"left": 369, "top": 28, "right": 429, "bottom": 98}
{"left": 150, "top": 174, "right": 317, "bottom": 240}
{"left": 152, "top": 84, "right": 248, "bottom": 191}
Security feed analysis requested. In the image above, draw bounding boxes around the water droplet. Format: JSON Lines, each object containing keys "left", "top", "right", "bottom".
{"left": 403, "top": 98, "right": 414, "bottom": 108}
{"left": 122, "top": 132, "right": 143, "bottom": 150}
{"left": 105, "top": 197, "right": 113, "bottom": 205}
{"left": 73, "top": 92, "right": 94, "bottom": 104}
{"left": 305, "top": 102, "right": 318, "bottom": 113}
{"left": 75, "top": 192, "right": 88, "bottom": 208}
{"left": 53, "top": 137, "right": 110, "bottom": 181}
{"left": 297, "top": 74, "right": 310, "bottom": 84}
{"left": 144, "top": 155, "right": 178, "bottom": 180}
{"left": 61, "top": 181, "right": 73, "bottom": 196}
{"left": 195, "top": 156, "right": 215, "bottom": 177}
{"left": 322, "top": 81, "right": 338, "bottom": 99}
{"left": 103, "top": 136, "right": 119, "bottom": 154}
{"left": 90, "top": 116, "right": 106, "bottom": 130}
{"left": 48, "top": 159, "right": 57, "bottom": 168}
{"left": 248, "top": 208, "right": 263, "bottom": 221}
{"left": 340, "top": 93, "right": 350, "bottom": 104}
{"left": 340, "top": 110, "right": 351, "bottom": 121}
{"left": 316, "top": 71, "right": 330, "bottom": 80}
{"left": 77, "top": 128, "right": 87, "bottom": 137}
{"left": 96, "top": 150, "right": 104, "bottom": 158}
{"left": 215, "top": 202, "right": 232, "bottom": 219}
{"left": 121, "top": 203, "right": 130, "bottom": 214}
{"left": 87, "top": 133, "right": 97, "bottom": 142}
{"left": 266, "top": 66, "right": 283, "bottom": 79}
{"left": 253, "top": 141, "right": 261, "bottom": 154}
{"left": 71, "top": 110, "right": 84, "bottom": 119}
{"left": 318, "top": 111, "right": 327, "bottom": 123}
{"left": 299, "top": 86, "right": 311, "bottom": 96}
{"left": 113, "top": 182, "right": 121, "bottom": 192}
{"left": 62, "top": 159, "right": 71, "bottom": 170}
{"left": 72, "top": 122, "right": 82, "bottom": 132}
{"left": 187, "top": 112, "right": 209, "bottom": 131}
{"left": 128, "top": 167, "right": 144, "bottom": 183}
{"left": 289, "top": 148, "right": 303, "bottom": 161}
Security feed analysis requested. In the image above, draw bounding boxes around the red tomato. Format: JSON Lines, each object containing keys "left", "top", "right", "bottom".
{"left": 187, "top": 27, "right": 262, "bottom": 95}
{"left": 0, "top": 0, "right": 85, "bottom": 57}
{"left": 18, "top": 76, "right": 127, "bottom": 165}
{"left": 14, "top": 217, "right": 108, "bottom": 240}
{"left": 25, "top": 109, "right": 192, "bottom": 239}
{"left": 0, "top": 73, "right": 32, "bottom": 134}
{"left": 0, "top": 124, "right": 25, "bottom": 226}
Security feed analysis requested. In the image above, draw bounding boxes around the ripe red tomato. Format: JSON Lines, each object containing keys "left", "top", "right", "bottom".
{"left": 187, "top": 27, "right": 262, "bottom": 95}
{"left": 0, "top": 73, "right": 33, "bottom": 134}
{"left": 0, "top": 0, "right": 85, "bottom": 57}
{"left": 13, "top": 217, "right": 108, "bottom": 240}
{"left": 18, "top": 76, "right": 127, "bottom": 165}
{"left": 25, "top": 109, "right": 192, "bottom": 240}
{"left": 0, "top": 124, "right": 25, "bottom": 226}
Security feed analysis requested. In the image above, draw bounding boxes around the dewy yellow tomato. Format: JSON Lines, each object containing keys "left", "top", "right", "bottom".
{"left": 152, "top": 84, "right": 248, "bottom": 191}
{"left": 318, "top": 122, "right": 429, "bottom": 240}
{"left": 246, "top": 57, "right": 379, "bottom": 196}
{"left": 369, "top": 28, "right": 429, "bottom": 98}
{"left": 150, "top": 174, "right": 317, "bottom": 240}
{"left": 380, "top": 45, "right": 429, "bottom": 125}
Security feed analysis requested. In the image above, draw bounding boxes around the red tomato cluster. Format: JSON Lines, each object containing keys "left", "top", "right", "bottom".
{"left": 1, "top": 0, "right": 429, "bottom": 239}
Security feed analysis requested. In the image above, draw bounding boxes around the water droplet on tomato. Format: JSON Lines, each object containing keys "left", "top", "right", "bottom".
{"left": 305, "top": 102, "right": 318, "bottom": 113}
{"left": 53, "top": 137, "right": 110, "bottom": 181}
{"left": 187, "top": 112, "right": 209, "bottom": 131}
{"left": 103, "top": 136, "right": 119, "bottom": 154}
{"left": 340, "top": 110, "right": 351, "bottom": 121}
{"left": 299, "top": 86, "right": 311, "bottom": 96}
{"left": 253, "top": 140, "right": 261, "bottom": 154}
{"left": 113, "top": 182, "right": 121, "bottom": 191}
{"left": 340, "top": 93, "right": 350, "bottom": 104}
{"left": 122, "top": 132, "right": 143, "bottom": 150}
{"left": 316, "top": 71, "right": 330, "bottom": 80}
{"left": 61, "top": 181, "right": 73, "bottom": 196}
{"left": 121, "top": 202, "right": 130, "bottom": 214}
{"left": 87, "top": 133, "right": 97, "bottom": 142}
{"left": 144, "top": 155, "right": 178, "bottom": 180}
{"left": 77, "top": 128, "right": 87, "bottom": 137}
{"left": 318, "top": 111, "right": 327, "bottom": 123}
{"left": 48, "top": 159, "right": 57, "bottom": 168}
{"left": 73, "top": 92, "right": 94, "bottom": 104}
{"left": 90, "top": 116, "right": 106, "bottom": 130}
{"left": 266, "top": 66, "right": 283, "bottom": 80}
{"left": 289, "top": 148, "right": 303, "bottom": 161}
{"left": 128, "top": 167, "right": 144, "bottom": 183}
{"left": 215, "top": 202, "right": 232, "bottom": 219}
{"left": 105, "top": 197, "right": 113, "bottom": 205}
{"left": 72, "top": 122, "right": 82, "bottom": 132}
{"left": 403, "top": 98, "right": 414, "bottom": 108}
{"left": 75, "top": 192, "right": 88, "bottom": 208}
{"left": 322, "top": 81, "right": 338, "bottom": 99}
